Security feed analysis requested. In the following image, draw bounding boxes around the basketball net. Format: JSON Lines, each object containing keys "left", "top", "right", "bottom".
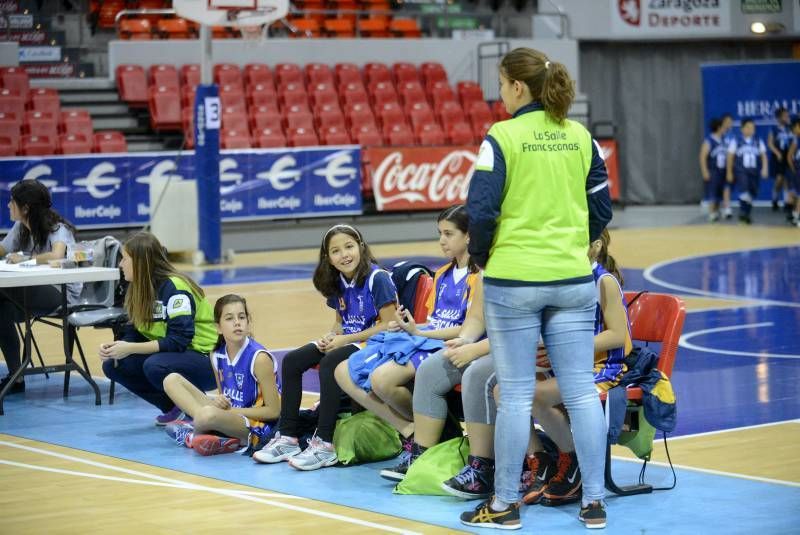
{"left": 225, "top": 9, "right": 267, "bottom": 43}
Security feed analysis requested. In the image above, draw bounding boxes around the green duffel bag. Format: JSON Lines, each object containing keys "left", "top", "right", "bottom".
{"left": 394, "top": 436, "right": 470, "bottom": 495}
{"left": 333, "top": 411, "right": 402, "bottom": 466}
{"left": 618, "top": 404, "right": 657, "bottom": 461}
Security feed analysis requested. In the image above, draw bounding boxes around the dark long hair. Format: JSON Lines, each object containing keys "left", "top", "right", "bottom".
{"left": 500, "top": 47, "right": 575, "bottom": 125}
{"left": 312, "top": 224, "right": 377, "bottom": 299}
{"left": 11, "top": 180, "right": 76, "bottom": 252}
{"left": 437, "top": 205, "right": 478, "bottom": 273}
{"left": 596, "top": 229, "right": 623, "bottom": 287}
{"left": 213, "top": 294, "right": 251, "bottom": 350}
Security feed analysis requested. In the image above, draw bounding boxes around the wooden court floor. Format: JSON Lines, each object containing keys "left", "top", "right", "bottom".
{"left": 1, "top": 224, "right": 799, "bottom": 532}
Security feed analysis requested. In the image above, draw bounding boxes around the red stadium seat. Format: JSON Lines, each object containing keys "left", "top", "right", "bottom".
{"left": 389, "top": 18, "right": 422, "bottom": 38}
{"left": 287, "top": 127, "right": 319, "bottom": 147}
{"left": 357, "top": 17, "right": 389, "bottom": 37}
{"left": 468, "top": 100, "right": 493, "bottom": 125}
{"left": 289, "top": 18, "right": 321, "bottom": 38}
{"left": 416, "top": 122, "right": 445, "bottom": 146}
{"left": 335, "top": 63, "right": 362, "bottom": 85}
{"left": 284, "top": 108, "right": 314, "bottom": 131}
{"left": 397, "top": 81, "right": 426, "bottom": 108}
{"left": 0, "top": 111, "right": 20, "bottom": 153}
{"left": 0, "top": 67, "right": 30, "bottom": 103}
{"left": 315, "top": 104, "right": 345, "bottom": 130}
{"left": 148, "top": 85, "right": 181, "bottom": 130}
{"left": 393, "top": 62, "right": 419, "bottom": 85}
{"left": 220, "top": 84, "right": 246, "bottom": 110}
{"left": 244, "top": 63, "right": 274, "bottom": 88}
{"left": 247, "top": 83, "right": 277, "bottom": 107}
{"left": 457, "top": 81, "right": 484, "bottom": 108}
{"left": 59, "top": 133, "right": 91, "bottom": 154}
{"left": 377, "top": 101, "right": 405, "bottom": 129}
{"left": 93, "top": 131, "right": 127, "bottom": 153}
{"left": 371, "top": 82, "right": 399, "bottom": 109}
{"left": 309, "top": 83, "right": 339, "bottom": 109}
{"left": 0, "top": 89, "right": 24, "bottom": 119}
{"left": 472, "top": 118, "right": 493, "bottom": 140}
{"left": 116, "top": 65, "right": 148, "bottom": 107}
{"left": 249, "top": 105, "right": 282, "bottom": 131}
{"left": 214, "top": 63, "right": 243, "bottom": 88}
{"left": 221, "top": 128, "right": 252, "bottom": 149}
{"left": 60, "top": 109, "right": 93, "bottom": 138}
{"left": 324, "top": 18, "right": 355, "bottom": 38}
{"left": 20, "top": 134, "right": 55, "bottom": 156}
{"left": 364, "top": 62, "right": 392, "bottom": 85}
{"left": 345, "top": 102, "right": 376, "bottom": 131}
{"left": 492, "top": 100, "right": 511, "bottom": 121}
{"left": 321, "top": 125, "right": 351, "bottom": 145}
{"left": 157, "top": 18, "right": 194, "bottom": 39}
{"left": 118, "top": 18, "right": 153, "bottom": 40}
{"left": 385, "top": 123, "right": 414, "bottom": 146}
{"left": 23, "top": 110, "right": 58, "bottom": 140}
{"left": 352, "top": 123, "right": 382, "bottom": 146}
{"left": 275, "top": 63, "right": 304, "bottom": 87}
{"left": 412, "top": 274, "right": 434, "bottom": 323}
{"left": 340, "top": 83, "right": 369, "bottom": 108}
{"left": 0, "top": 136, "right": 15, "bottom": 156}
{"left": 222, "top": 107, "right": 248, "bottom": 131}
{"left": 421, "top": 62, "right": 447, "bottom": 88}
{"left": 149, "top": 64, "right": 179, "bottom": 90}
{"left": 181, "top": 64, "right": 201, "bottom": 88}
{"left": 28, "top": 88, "right": 61, "bottom": 115}
{"left": 254, "top": 126, "right": 286, "bottom": 148}
{"left": 279, "top": 89, "right": 310, "bottom": 110}
{"left": 428, "top": 81, "right": 456, "bottom": 108}
{"left": 407, "top": 101, "right": 435, "bottom": 130}
{"left": 448, "top": 122, "right": 475, "bottom": 145}
{"left": 437, "top": 100, "right": 465, "bottom": 131}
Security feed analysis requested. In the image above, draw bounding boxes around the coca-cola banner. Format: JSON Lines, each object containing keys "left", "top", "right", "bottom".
{"left": 595, "top": 139, "right": 621, "bottom": 201}
{"left": 366, "top": 146, "right": 478, "bottom": 212}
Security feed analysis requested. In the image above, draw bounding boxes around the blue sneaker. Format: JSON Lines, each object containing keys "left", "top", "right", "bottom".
{"left": 155, "top": 406, "right": 185, "bottom": 426}
{"left": 165, "top": 421, "right": 194, "bottom": 447}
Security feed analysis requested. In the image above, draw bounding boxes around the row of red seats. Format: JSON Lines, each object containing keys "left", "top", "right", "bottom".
{"left": 92, "top": 0, "right": 171, "bottom": 29}
{"left": 287, "top": 16, "right": 421, "bottom": 38}
{"left": 0, "top": 109, "right": 93, "bottom": 154}
{"left": 0, "top": 131, "right": 127, "bottom": 157}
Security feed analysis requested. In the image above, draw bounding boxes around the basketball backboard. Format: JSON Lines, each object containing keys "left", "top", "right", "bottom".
{"left": 173, "top": 0, "right": 288, "bottom": 26}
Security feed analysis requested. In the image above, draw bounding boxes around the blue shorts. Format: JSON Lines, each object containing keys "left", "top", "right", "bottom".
{"left": 409, "top": 349, "right": 437, "bottom": 370}
{"left": 708, "top": 169, "right": 727, "bottom": 202}
{"left": 786, "top": 170, "right": 799, "bottom": 194}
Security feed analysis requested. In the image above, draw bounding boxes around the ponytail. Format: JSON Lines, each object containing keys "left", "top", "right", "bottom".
{"left": 596, "top": 229, "right": 624, "bottom": 287}
{"left": 540, "top": 61, "right": 574, "bottom": 124}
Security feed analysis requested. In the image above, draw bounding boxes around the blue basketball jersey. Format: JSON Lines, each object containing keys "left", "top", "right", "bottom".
{"left": 424, "top": 263, "right": 477, "bottom": 331}
{"left": 729, "top": 134, "right": 765, "bottom": 172}
{"left": 327, "top": 264, "right": 398, "bottom": 335}
{"left": 705, "top": 134, "right": 727, "bottom": 172}
{"left": 592, "top": 263, "right": 632, "bottom": 390}
{"left": 771, "top": 124, "right": 794, "bottom": 154}
{"left": 211, "top": 337, "right": 280, "bottom": 409}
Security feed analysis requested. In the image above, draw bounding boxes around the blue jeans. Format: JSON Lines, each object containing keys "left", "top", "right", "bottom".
{"left": 484, "top": 280, "right": 605, "bottom": 506}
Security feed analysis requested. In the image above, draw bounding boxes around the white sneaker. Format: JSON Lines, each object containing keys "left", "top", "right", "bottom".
{"left": 253, "top": 433, "right": 301, "bottom": 464}
{"left": 288, "top": 435, "right": 338, "bottom": 471}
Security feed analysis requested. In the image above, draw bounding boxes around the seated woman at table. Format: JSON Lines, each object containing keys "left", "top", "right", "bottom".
{"left": 99, "top": 231, "right": 218, "bottom": 426}
{"left": 0, "top": 179, "right": 79, "bottom": 395}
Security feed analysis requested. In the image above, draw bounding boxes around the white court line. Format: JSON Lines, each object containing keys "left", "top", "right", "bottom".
{"left": 666, "top": 419, "right": 800, "bottom": 441}
{"left": 0, "top": 440, "right": 421, "bottom": 535}
{"left": 611, "top": 455, "right": 800, "bottom": 488}
{"left": 679, "top": 322, "right": 800, "bottom": 359}
{"left": 642, "top": 246, "right": 800, "bottom": 309}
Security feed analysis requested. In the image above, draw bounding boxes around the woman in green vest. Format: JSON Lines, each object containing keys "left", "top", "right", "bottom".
{"left": 462, "top": 47, "right": 612, "bottom": 530}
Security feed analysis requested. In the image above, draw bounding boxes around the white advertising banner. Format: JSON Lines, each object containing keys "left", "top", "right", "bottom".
{"left": 610, "top": 0, "right": 731, "bottom": 37}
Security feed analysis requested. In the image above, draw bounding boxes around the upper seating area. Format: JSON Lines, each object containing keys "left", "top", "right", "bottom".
{"left": 0, "top": 68, "right": 126, "bottom": 157}
{"left": 115, "top": 61, "right": 508, "bottom": 149}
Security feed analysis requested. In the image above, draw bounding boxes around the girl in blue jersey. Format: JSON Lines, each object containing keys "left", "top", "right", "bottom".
{"left": 786, "top": 118, "right": 800, "bottom": 227}
{"left": 767, "top": 108, "right": 792, "bottom": 213}
{"left": 254, "top": 224, "right": 398, "bottom": 471}
{"left": 727, "top": 118, "right": 769, "bottom": 225}
{"left": 162, "top": 294, "right": 281, "bottom": 456}
{"left": 699, "top": 118, "right": 729, "bottom": 222}
{"left": 334, "top": 205, "right": 480, "bottom": 449}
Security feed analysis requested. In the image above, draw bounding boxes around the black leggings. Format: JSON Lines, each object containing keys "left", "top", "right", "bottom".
{"left": 0, "top": 285, "right": 62, "bottom": 376}
{"left": 279, "top": 343, "right": 358, "bottom": 443}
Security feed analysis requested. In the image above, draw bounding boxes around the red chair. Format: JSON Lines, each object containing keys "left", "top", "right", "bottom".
{"left": 417, "top": 122, "right": 445, "bottom": 146}
{"left": 324, "top": 18, "right": 355, "bottom": 38}
{"left": 148, "top": 85, "right": 181, "bottom": 131}
{"left": 448, "top": 122, "right": 475, "bottom": 145}
{"left": 149, "top": 64, "right": 180, "bottom": 90}
{"left": 352, "top": 123, "right": 382, "bottom": 146}
{"left": 254, "top": 126, "right": 287, "bottom": 148}
{"left": 284, "top": 108, "right": 314, "bottom": 131}
{"left": 116, "top": 65, "right": 148, "bottom": 107}
{"left": 345, "top": 102, "right": 376, "bottom": 131}
{"left": 28, "top": 88, "right": 61, "bottom": 115}
{"left": 468, "top": 100, "right": 493, "bottom": 125}
{"left": 180, "top": 64, "right": 201, "bottom": 88}
{"left": 408, "top": 101, "right": 435, "bottom": 130}
{"left": 421, "top": 62, "right": 447, "bottom": 88}
{"left": 20, "top": 134, "right": 55, "bottom": 155}
{"left": 59, "top": 133, "right": 91, "bottom": 154}
{"left": 371, "top": 82, "right": 399, "bottom": 109}
{"left": 222, "top": 107, "right": 248, "bottom": 131}
{"left": 321, "top": 125, "right": 351, "bottom": 145}
{"left": 340, "top": 83, "right": 369, "bottom": 108}
{"left": 249, "top": 105, "right": 282, "bottom": 132}
{"left": 335, "top": 63, "right": 362, "bottom": 85}
{"left": 23, "top": 111, "right": 58, "bottom": 140}
{"left": 0, "top": 111, "right": 20, "bottom": 153}
{"left": 61, "top": 109, "right": 93, "bottom": 138}
{"left": 157, "top": 18, "right": 194, "bottom": 39}
{"left": 428, "top": 81, "right": 455, "bottom": 109}
{"left": 358, "top": 17, "right": 390, "bottom": 38}
{"left": 412, "top": 274, "right": 434, "bottom": 323}
{"left": 244, "top": 63, "right": 274, "bottom": 88}
{"left": 492, "top": 100, "right": 511, "bottom": 121}
{"left": 0, "top": 67, "right": 30, "bottom": 103}
{"left": 602, "top": 292, "right": 685, "bottom": 496}
{"left": 364, "top": 62, "right": 392, "bottom": 85}
{"left": 389, "top": 18, "right": 422, "bottom": 38}
{"left": 118, "top": 18, "right": 153, "bottom": 40}
{"left": 393, "top": 62, "right": 419, "bottom": 85}
{"left": 289, "top": 18, "right": 321, "bottom": 38}
{"left": 385, "top": 123, "right": 414, "bottom": 146}
{"left": 221, "top": 128, "right": 252, "bottom": 149}
{"left": 220, "top": 84, "right": 246, "bottom": 110}
{"left": 0, "top": 136, "right": 15, "bottom": 156}
{"left": 214, "top": 63, "right": 243, "bottom": 89}
{"left": 287, "top": 127, "right": 319, "bottom": 147}
{"left": 275, "top": 63, "right": 304, "bottom": 87}
{"left": 309, "top": 83, "right": 339, "bottom": 109}
{"left": 397, "top": 81, "right": 426, "bottom": 108}
{"left": 180, "top": 84, "right": 199, "bottom": 109}
{"left": 305, "top": 63, "right": 334, "bottom": 85}
{"left": 93, "top": 131, "right": 127, "bottom": 153}
{"left": 437, "top": 100, "right": 465, "bottom": 131}
{"left": 0, "top": 89, "right": 24, "bottom": 120}
{"left": 315, "top": 104, "right": 345, "bottom": 130}
{"left": 472, "top": 119, "right": 493, "bottom": 140}
{"left": 278, "top": 82, "right": 309, "bottom": 109}
{"left": 377, "top": 101, "right": 405, "bottom": 129}
{"left": 458, "top": 81, "right": 484, "bottom": 108}
{"left": 247, "top": 83, "right": 277, "bottom": 107}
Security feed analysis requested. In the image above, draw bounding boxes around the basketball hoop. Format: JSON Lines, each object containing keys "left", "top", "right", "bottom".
{"left": 174, "top": 0, "right": 287, "bottom": 27}
{"left": 239, "top": 23, "right": 265, "bottom": 44}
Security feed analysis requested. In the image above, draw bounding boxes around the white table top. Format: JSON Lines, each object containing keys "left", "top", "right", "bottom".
{"left": 0, "top": 264, "right": 119, "bottom": 288}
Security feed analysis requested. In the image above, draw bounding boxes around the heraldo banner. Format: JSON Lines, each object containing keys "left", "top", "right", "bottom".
{"left": 0, "top": 146, "right": 362, "bottom": 230}
{"left": 701, "top": 61, "right": 800, "bottom": 199}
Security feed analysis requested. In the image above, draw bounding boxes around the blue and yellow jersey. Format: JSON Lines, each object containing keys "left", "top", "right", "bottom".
{"left": 423, "top": 263, "right": 479, "bottom": 331}
{"left": 592, "top": 263, "right": 632, "bottom": 392}
{"left": 326, "top": 264, "right": 398, "bottom": 334}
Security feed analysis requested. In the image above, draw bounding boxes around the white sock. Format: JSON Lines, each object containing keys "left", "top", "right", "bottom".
{"left": 490, "top": 497, "right": 509, "bottom": 511}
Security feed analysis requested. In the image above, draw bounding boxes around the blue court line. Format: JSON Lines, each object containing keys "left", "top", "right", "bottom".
{"left": 0, "top": 382, "right": 797, "bottom": 534}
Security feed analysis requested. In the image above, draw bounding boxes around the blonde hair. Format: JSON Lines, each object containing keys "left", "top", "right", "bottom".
{"left": 500, "top": 47, "right": 575, "bottom": 124}
{"left": 123, "top": 232, "right": 204, "bottom": 329}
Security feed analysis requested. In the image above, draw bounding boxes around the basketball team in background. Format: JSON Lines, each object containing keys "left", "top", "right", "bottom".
{"left": 700, "top": 107, "right": 800, "bottom": 227}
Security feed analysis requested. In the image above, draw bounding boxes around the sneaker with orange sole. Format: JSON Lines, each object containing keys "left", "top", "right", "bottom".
{"left": 522, "top": 451, "right": 556, "bottom": 505}
{"left": 541, "top": 451, "right": 581, "bottom": 506}
{"left": 189, "top": 434, "right": 241, "bottom": 456}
